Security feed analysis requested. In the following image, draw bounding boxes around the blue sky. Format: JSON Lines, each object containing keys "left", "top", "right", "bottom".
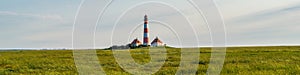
{"left": 0, "top": 0, "right": 300, "bottom": 48}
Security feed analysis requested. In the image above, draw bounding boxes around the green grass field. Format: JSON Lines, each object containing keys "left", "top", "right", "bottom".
{"left": 0, "top": 46, "right": 300, "bottom": 75}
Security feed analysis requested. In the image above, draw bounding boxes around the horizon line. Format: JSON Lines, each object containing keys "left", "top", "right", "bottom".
{"left": 0, "top": 44, "right": 300, "bottom": 50}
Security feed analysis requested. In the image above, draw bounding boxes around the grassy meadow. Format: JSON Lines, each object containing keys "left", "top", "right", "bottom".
{"left": 0, "top": 46, "right": 300, "bottom": 75}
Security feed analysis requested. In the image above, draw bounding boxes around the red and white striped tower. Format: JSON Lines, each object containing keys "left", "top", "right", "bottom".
{"left": 143, "top": 14, "right": 150, "bottom": 46}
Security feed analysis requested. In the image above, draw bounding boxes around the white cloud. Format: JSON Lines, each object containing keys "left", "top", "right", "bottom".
{"left": 0, "top": 11, "right": 63, "bottom": 21}
{"left": 0, "top": 10, "right": 72, "bottom": 48}
{"left": 0, "top": 11, "right": 18, "bottom": 15}
{"left": 22, "top": 29, "right": 72, "bottom": 48}
{"left": 224, "top": 3, "right": 300, "bottom": 45}
{"left": 1, "top": 0, "right": 300, "bottom": 48}
{"left": 216, "top": 0, "right": 300, "bottom": 20}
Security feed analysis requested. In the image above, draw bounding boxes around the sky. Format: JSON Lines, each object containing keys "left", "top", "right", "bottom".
{"left": 0, "top": 0, "right": 300, "bottom": 49}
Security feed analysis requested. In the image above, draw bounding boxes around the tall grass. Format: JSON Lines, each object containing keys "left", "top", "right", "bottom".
{"left": 0, "top": 46, "right": 299, "bottom": 74}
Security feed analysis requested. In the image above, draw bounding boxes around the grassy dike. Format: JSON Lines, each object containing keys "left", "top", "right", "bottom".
{"left": 0, "top": 46, "right": 300, "bottom": 75}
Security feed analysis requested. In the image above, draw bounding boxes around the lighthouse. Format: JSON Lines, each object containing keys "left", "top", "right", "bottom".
{"left": 128, "top": 15, "right": 165, "bottom": 48}
{"left": 143, "top": 15, "right": 150, "bottom": 46}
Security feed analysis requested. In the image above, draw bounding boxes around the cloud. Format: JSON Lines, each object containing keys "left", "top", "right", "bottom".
{"left": 216, "top": 0, "right": 300, "bottom": 20}
{"left": 225, "top": 3, "right": 300, "bottom": 45}
{"left": 22, "top": 29, "right": 72, "bottom": 48}
{"left": 229, "top": 3, "right": 300, "bottom": 32}
{"left": 0, "top": 11, "right": 63, "bottom": 21}
{"left": 0, "top": 10, "right": 72, "bottom": 48}
{"left": 0, "top": 11, "right": 18, "bottom": 15}
{"left": 1, "top": 0, "right": 300, "bottom": 48}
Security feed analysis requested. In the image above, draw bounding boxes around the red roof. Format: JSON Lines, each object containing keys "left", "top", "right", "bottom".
{"left": 131, "top": 38, "right": 141, "bottom": 44}
{"left": 151, "top": 37, "right": 163, "bottom": 44}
